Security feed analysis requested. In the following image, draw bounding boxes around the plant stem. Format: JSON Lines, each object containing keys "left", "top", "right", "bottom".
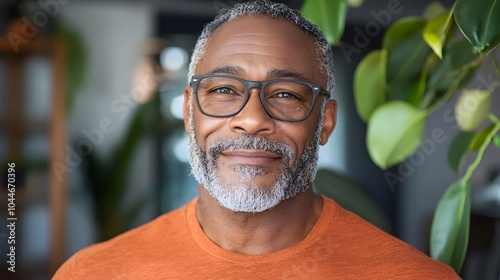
{"left": 425, "top": 78, "right": 462, "bottom": 115}
{"left": 464, "top": 121, "right": 500, "bottom": 180}
{"left": 419, "top": 90, "right": 434, "bottom": 110}
{"left": 424, "top": 59, "right": 481, "bottom": 115}
{"left": 493, "top": 51, "right": 500, "bottom": 76}
{"left": 489, "top": 113, "right": 500, "bottom": 124}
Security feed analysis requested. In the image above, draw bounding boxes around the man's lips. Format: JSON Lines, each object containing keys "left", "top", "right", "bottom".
{"left": 220, "top": 150, "right": 282, "bottom": 165}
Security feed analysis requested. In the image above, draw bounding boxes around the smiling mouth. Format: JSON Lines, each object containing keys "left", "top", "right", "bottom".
{"left": 220, "top": 150, "right": 282, "bottom": 165}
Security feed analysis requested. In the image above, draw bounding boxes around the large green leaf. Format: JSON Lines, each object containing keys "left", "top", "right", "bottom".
{"left": 367, "top": 101, "right": 427, "bottom": 169}
{"left": 454, "top": 0, "right": 500, "bottom": 54}
{"left": 431, "top": 121, "right": 500, "bottom": 272}
{"left": 301, "top": 0, "right": 348, "bottom": 45}
{"left": 447, "top": 132, "right": 475, "bottom": 174}
{"left": 430, "top": 177, "right": 471, "bottom": 273}
{"left": 423, "top": 13, "right": 450, "bottom": 59}
{"left": 353, "top": 49, "right": 387, "bottom": 122}
{"left": 383, "top": 18, "right": 430, "bottom": 101}
{"left": 455, "top": 89, "right": 491, "bottom": 131}
{"left": 409, "top": 53, "right": 438, "bottom": 107}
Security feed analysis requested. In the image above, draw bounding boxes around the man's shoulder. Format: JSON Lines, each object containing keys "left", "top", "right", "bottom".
{"left": 98, "top": 201, "right": 191, "bottom": 249}
{"left": 323, "top": 197, "right": 419, "bottom": 253}
{"left": 53, "top": 201, "right": 193, "bottom": 279}
{"left": 321, "top": 197, "right": 459, "bottom": 278}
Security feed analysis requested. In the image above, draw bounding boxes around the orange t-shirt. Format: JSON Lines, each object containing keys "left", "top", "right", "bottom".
{"left": 53, "top": 196, "right": 460, "bottom": 279}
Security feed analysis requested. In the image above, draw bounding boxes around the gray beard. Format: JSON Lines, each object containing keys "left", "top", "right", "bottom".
{"left": 187, "top": 100, "right": 324, "bottom": 213}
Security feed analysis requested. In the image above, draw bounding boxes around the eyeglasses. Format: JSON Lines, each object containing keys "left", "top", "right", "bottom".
{"left": 190, "top": 74, "right": 330, "bottom": 122}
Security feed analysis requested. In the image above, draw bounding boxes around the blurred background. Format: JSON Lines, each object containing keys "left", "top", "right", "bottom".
{"left": 0, "top": 0, "right": 498, "bottom": 279}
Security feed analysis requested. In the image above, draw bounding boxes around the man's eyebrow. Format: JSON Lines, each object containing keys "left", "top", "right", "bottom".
{"left": 206, "top": 66, "right": 244, "bottom": 75}
{"left": 268, "top": 69, "right": 311, "bottom": 82}
{"left": 206, "top": 66, "right": 311, "bottom": 82}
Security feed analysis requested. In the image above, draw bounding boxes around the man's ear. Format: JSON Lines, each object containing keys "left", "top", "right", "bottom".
{"left": 320, "top": 99, "right": 337, "bottom": 145}
{"left": 183, "top": 86, "right": 192, "bottom": 135}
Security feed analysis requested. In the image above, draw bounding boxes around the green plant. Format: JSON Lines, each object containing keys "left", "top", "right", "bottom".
{"left": 302, "top": 0, "right": 500, "bottom": 273}
{"left": 83, "top": 100, "right": 159, "bottom": 241}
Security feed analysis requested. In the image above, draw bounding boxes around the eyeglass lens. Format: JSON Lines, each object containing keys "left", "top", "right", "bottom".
{"left": 195, "top": 76, "right": 315, "bottom": 121}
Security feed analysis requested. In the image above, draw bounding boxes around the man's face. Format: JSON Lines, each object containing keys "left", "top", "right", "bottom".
{"left": 184, "top": 16, "right": 336, "bottom": 212}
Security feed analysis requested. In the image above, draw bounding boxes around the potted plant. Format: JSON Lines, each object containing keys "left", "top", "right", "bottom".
{"left": 302, "top": 0, "right": 500, "bottom": 273}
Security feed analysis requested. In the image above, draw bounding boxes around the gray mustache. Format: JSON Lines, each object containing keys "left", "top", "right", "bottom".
{"left": 208, "top": 135, "right": 293, "bottom": 160}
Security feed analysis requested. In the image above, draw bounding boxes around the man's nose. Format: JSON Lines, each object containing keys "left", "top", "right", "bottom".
{"left": 228, "top": 88, "right": 276, "bottom": 135}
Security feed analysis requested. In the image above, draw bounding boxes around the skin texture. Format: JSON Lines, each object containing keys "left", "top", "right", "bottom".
{"left": 183, "top": 15, "right": 337, "bottom": 255}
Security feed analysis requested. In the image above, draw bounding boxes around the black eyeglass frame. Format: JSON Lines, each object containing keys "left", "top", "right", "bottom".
{"left": 190, "top": 74, "right": 331, "bottom": 122}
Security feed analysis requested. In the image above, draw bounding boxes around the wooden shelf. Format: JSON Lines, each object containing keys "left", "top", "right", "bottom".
{"left": 0, "top": 35, "right": 67, "bottom": 277}
{"left": 0, "top": 119, "right": 49, "bottom": 131}
{"left": 0, "top": 37, "right": 55, "bottom": 54}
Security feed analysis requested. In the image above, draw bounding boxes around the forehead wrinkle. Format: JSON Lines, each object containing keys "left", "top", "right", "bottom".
{"left": 231, "top": 33, "right": 276, "bottom": 38}
{"left": 211, "top": 43, "right": 311, "bottom": 65}
{"left": 210, "top": 28, "right": 313, "bottom": 55}
{"left": 203, "top": 65, "right": 311, "bottom": 83}
{"left": 218, "top": 42, "right": 295, "bottom": 53}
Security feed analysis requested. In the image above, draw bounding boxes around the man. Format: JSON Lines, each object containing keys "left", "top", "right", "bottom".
{"left": 54, "top": 0, "right": 460, "bottom": 279}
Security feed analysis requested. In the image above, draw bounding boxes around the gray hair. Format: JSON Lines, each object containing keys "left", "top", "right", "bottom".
{"left": 187, "top": 0, "right": 335, "bottom": 94}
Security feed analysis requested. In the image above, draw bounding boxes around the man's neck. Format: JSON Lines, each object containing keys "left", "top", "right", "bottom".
{"left": 195, "top": 187, "right": 323, "bottom": 255}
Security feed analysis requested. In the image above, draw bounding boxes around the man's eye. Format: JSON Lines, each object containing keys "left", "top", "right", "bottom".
{"left": 274, "top": 92, "right": 301, "bottom": 100}
{"left": 213, "top": 87, "right": 235, "bottom": 94}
